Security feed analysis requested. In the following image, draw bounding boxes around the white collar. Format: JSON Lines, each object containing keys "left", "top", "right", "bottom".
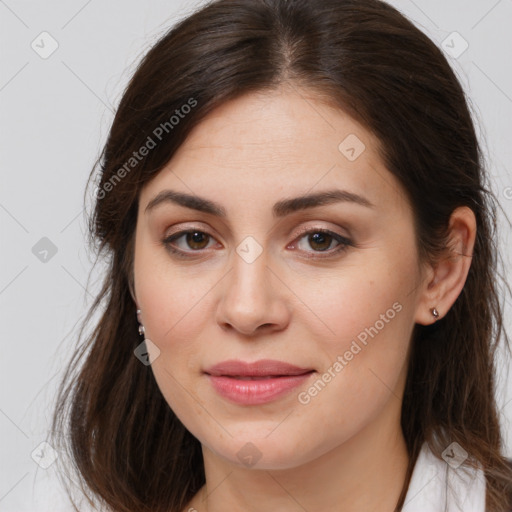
{"left": 401, "top": 441, "right": 486, "bottom": 512}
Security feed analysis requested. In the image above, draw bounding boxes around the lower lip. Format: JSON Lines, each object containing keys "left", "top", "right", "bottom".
{"left": 206, "top": 372, "right": 314, "bottom": 405}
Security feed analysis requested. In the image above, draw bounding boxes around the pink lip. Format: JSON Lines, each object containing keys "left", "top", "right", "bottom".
{"left": 205, "top": 359, "right": 313, "bottom": 377}
{"left": 204, "top": 359, "right": 315, "bottom": 405}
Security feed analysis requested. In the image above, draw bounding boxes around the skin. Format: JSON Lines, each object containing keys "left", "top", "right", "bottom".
{"left": 131, "top": 84, "right": 476, "bottom": 512}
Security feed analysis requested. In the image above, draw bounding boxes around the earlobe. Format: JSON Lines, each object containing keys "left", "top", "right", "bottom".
{"left": 414, "top": 206, "right": 476, "bottom": 326}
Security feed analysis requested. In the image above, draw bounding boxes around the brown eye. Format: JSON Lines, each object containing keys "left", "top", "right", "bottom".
{"left": 289, "top": 228, "right": 354, "bottom": 260}
{"left": 184, "top": 231, "right": 210, "bottom": 250}
{"left": 294, "top": 229, "right": 350, "bottom": 253}
{"left": 163, "top": 229, "right": 217, "bottom": 257}
{"left": 163, "top": 227, "right": 353, "bottom": 260}
{"left": 306, "top": 232, "right": 335, "bottom": 251}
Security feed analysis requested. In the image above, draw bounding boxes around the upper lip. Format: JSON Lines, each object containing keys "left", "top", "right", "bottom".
{"left": 205, "top": 359, "right": 314, "bottom": 377}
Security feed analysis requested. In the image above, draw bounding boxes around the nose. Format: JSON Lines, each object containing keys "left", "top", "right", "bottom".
{"left": 215, "top": 250, "right": 291, "bottom": 336}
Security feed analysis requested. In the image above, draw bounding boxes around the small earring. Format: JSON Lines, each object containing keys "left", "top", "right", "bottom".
{"left": 136, "top": 309, "right": 145, "bottom": 336}
{"left": 430, "top": 307, "right": 439, "bottom": 319}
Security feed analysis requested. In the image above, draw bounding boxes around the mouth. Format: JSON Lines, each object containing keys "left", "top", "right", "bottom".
{"left": 203, "top": 360, "right": 316, "bottom": 405}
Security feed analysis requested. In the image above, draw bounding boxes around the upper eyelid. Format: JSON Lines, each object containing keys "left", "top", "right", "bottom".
{"left": 163, "top": 224, "right": 349, "bottom": 241}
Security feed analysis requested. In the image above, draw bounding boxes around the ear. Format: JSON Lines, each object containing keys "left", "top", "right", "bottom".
{"left": 414, "top": 206, "right": 477, "bottom": 325}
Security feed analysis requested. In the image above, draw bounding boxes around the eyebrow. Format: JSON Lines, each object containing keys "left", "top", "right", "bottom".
{"left": 144, "top": 188, "right": 375, "bottom": 218}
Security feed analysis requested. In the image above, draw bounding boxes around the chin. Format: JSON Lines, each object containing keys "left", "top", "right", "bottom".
{"left": 201, "top": 433, "right": 321, "bottom": 471}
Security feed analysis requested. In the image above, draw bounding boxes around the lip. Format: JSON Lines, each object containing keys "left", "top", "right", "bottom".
{"left": 204, "top": 359, "right": 315, "bottom": 405}
{"left": 204, "top": 359, "right": 313, "bottom": 377}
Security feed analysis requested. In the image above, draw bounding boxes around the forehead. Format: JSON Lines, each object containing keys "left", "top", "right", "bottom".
{"left": 172, "top": 87, "right": 379, "bottom": 166}
{"left": 139, "top": 87, "right": 408, "bottom": 219}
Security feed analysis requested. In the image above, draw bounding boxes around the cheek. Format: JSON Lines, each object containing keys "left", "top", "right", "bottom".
{"left": 133, "top": 250, "right": 208, "bottom": 417}
{"left": 134, "top": 237, "right": 214, "bottom": 344}
{"left": 290, "top": 272, "right": 413, "bottom": 450}
{"left": 292, "top": 258, "right": 414, "bottom": 355}
{"left": 289, "top": 254, "right": 415, "bottom": 413}
{"left": 135, "top": 266, "right": 211, "bottom": 427}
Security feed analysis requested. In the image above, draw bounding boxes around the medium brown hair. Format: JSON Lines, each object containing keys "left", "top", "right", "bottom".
{"left": 50, "top": 0, "right": 512, "bottom": 510}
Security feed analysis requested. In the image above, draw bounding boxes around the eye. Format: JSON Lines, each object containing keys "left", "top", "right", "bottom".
{"left": 162, "top": 227, "right": 353, "bottom": 259}
{"left": 163, "top": 229, "right": 217, "bottom": 258}
{"left": 290, "top": 228, "right": 353, "bottom": 258}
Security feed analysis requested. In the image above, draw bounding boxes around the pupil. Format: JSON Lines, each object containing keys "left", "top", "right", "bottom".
{"left": 310, "top": 232, "right": 331, "bottom": 251}
{"left": 187, "top": 232, "right": 208, "bottom": 249}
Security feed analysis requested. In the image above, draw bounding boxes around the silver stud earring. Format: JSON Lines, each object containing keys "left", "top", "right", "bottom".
{"left": 430, "top": 307, "right": 439, "bottom": 319}
{"left": 136, "top": 309, "right": 145, "bottom": 336}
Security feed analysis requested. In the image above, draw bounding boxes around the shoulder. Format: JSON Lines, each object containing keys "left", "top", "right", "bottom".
{"left": 402, "top": 442, "right": 486, "bottom": 512}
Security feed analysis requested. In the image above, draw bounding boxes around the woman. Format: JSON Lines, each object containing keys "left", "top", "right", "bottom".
{"left": 50, "top": 0, "right": 512, "bottom": 511}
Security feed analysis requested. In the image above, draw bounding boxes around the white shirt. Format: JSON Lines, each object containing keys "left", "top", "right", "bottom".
{"left": 402, "top": 441, "right": 486, "bottom": 512}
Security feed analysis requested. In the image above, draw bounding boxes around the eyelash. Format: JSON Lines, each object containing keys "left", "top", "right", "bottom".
{"left": 161, "top": 226, "right": 354, "bottom": 260}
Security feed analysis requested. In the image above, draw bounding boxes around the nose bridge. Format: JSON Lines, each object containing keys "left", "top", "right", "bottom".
{"left": 229, "top": 245, "right": 272, "bottom": 314}
{"left": 216, "top": 239, "right": 289, "bottom": 334}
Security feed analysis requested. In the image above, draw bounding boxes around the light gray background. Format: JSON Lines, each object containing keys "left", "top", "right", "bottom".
{"left": 1, "top": 0, "right": 511, "bottom": 510}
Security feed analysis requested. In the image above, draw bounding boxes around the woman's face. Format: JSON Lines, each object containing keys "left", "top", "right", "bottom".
{"left": 133, "top": 86, "right": 428, "bottom": 470}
